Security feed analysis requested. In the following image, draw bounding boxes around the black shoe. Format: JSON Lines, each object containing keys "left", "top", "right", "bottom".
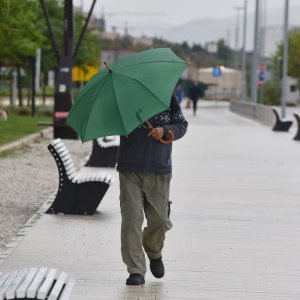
{"left": 126, "top": 273, "right": 145, "bottom": 285}
{"left": 149, "top": 256, "right": 165, "bottom": 278}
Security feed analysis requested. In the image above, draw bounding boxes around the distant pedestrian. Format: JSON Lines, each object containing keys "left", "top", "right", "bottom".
{"left": 174, "top": 83, "right": 184, "bottom": 106}
{"left": 188, "top": 82, "right": 199, "bottom": 116}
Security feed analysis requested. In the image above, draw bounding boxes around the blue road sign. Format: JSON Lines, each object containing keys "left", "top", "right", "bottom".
{"left": 258, "top": 71, "right": 265, "bottom": 82}
{"left": 212, "top": 66, "right": 222, "bottom": 77}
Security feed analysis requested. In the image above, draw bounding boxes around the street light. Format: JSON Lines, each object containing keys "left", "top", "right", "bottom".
{"left": 234, "top": 6, "right": 244, "bottom": 70}
{"left": 240, "top": 0, "right": 248, "bottom": 101}
{"left": 251, "top": 0, "right": 260, "bottom": 103}
{"left": 281, "top": 0, "right": 289, "bottom": 118}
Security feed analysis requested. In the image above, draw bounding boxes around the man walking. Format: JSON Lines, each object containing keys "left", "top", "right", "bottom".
{"left": 117, "top": 95, "right": 188, "bottom": 285}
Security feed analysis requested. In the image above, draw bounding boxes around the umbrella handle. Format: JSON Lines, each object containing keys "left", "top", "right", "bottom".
{"left": 145, "top": 120, "right": 174, "bottom": 144}
{"left": 159, "top": 129, "right": 174, "bottom": 144}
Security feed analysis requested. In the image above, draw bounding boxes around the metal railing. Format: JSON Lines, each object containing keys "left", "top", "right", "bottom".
{"left": 230, "top": 100, "right": 274, "bottom": 127}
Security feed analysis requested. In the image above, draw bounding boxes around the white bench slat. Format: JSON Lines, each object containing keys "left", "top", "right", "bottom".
{"left": 0, "top": 273, "right": 10, "bottom": 289}
{"left": 0, "top": 268, "right": 74, "bottom": 300}
{"left": 37, "top": 268, "right": 57, "bottom": 300}
{"left": 16, "top": 267, "right": 38, "bottom": 299}
{"left": 104, "top": 174, "right": 112, "bottom": 184}
{"left": 53, "top": 143, "right": 64, "bottom": 151}
{"left": 66, "top": 167, "right": 76, "bottom": 175}
{"left": 54, "top": 146, "right": 65, "bottom": 154}
{"left": 59, "top": 278, "right": 75, "bottom": 300}
{"left": 65, "top": 163, "right": 75, "bottom": 171}
{"left": 68, "top": 173, "right": 77, "bottom": 181}
{"left": 0, "top": 271, "right": 18, "bottom": 300}
{"left": 59, "top": 150, "right": 69, "bottom": 158}
{"left": 48, "top": 271, "right": 68, "bottom": 300}
{"left": 5, "top": 269, "right": 27, "bottom": 300}
{"left": 61, "top": 154, "right": 71, "bottom": 163}
{"left": 26, "top": 267, "right": 48, "bottom": 298}
{"left": 71, "top": 174, "right": 81, "bottom": 183}
{"left": 51, "top": 139, "right": 62, "bottom": 146}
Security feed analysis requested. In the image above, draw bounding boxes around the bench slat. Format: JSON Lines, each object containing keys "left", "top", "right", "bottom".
{"left": 48, "top": 271, "right": 68, "bottom": 300}
{"left": 0, "top": 273, "right": 10, "bottom": 289}
{"left": 26, "top": 267, "right": 48, "bottom": 298}
{"left": 0, "top": 271, "right": 18, "bottom": 300}
{"left": 37, "top": 268, "right": 57, "bottom": 300}
{"left": 16, "top": 267, "right": 38, "bottom": 299}
{"left": 59, "top": 278, "right": 75, "bottom": 300}
{"left": 5, "top": 269, "right": 27, "bottom": 300}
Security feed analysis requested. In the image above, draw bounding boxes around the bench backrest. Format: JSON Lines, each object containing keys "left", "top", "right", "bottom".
{"left": 272, "top": 108, "right": 280, "bottom": 121}
{"left": 49, "top": 139, "right": 77, "bottom": 182}
{"left": 0, "top": 267, "right": 74, "bottom": 300}
{"left": 48, "top": 139, "right": 114, "bottom": 185}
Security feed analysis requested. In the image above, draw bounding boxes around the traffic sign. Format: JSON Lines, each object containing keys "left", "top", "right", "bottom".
{"left": 212, "top": 66, "right": 222, "bottom": 77}
{"left": 257, "top": 64, "right": 265, "bottom": 87}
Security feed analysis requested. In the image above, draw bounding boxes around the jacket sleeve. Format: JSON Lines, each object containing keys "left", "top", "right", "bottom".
{"left": 163, "top": 95, "right": 188, "bottom": 141}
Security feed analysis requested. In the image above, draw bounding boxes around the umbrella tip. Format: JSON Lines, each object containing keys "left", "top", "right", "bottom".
{"left": 104, "top": 61, "right": 112, "bottom": 73}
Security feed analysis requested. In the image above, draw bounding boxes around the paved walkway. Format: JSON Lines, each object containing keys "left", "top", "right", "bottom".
{"left": 1, "top": 102, "right": 300, "bottom": 299}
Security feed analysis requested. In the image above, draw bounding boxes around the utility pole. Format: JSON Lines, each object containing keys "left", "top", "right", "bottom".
{"left": 281, "top": 0, "right": 289, "bottom": 118}
{"left": 241, "top": 0, "right": 247, "bottom": 101}
{"left": 251, "top": 0, "right": 260, "bottom": 103}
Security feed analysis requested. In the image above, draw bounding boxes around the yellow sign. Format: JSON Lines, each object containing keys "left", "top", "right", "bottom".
{"left": 72, "top": 65, "right": 99, "bottom": 82}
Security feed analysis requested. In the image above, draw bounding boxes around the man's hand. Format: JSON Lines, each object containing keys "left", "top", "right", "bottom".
{"left": 148, "top": 127, "right": 164, "bottom": 140}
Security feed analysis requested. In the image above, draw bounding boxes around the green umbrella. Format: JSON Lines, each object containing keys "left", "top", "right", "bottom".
{"left": 66, "top": 48, "right": 187, "bottom": 142}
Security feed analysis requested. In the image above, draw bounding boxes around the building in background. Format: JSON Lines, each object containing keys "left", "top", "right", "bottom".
{"left": 198, "top": 67, "right": 241, "bottom": 100}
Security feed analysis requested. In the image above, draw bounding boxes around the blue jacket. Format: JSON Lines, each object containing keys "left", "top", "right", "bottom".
{"left": 117, "top": 96, "right": 188, "bottom": 174}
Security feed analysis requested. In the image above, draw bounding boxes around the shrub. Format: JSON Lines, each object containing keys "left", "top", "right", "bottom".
{"left": 261, "top": 81, "right": 281, "bottom": 106}
{"left": 17, "top": 107, "right": 31, "bottom": 116}
{"left": 36, "top": 106, "right": 53, "bottom": 117}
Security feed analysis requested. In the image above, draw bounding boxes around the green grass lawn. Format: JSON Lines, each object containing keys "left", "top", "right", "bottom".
{"left": 0, "top": 114, "right": 52, "bottom": 146}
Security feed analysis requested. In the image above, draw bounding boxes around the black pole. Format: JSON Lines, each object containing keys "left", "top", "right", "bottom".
{"left": 31, "top": 57, "right": 36, "bottom": 117}
{"left": 73, "top": 0, "right": 97, "bottom": 61}
{"left": 53, "top": 0, "right": 78, "bottom": 139}
{"left": 39, "top": 0, "right": 60, "bottom": 63}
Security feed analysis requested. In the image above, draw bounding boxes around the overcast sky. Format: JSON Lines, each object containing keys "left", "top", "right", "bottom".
{"left": 75, "top": 0, "right": 289, "bottom": 27}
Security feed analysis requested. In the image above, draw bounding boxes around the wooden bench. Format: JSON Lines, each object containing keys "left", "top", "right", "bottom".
{"left": 47, "top": 138, "right": 114, "bottom": 215}
{"left": 0, "top": 268, "right": 74, "bottom": 300}
{"left": 293, "top": 112, "right": 300, "bottom": 140}
{"left": 272, "top": 108, "right": 293, "bottom": 131}
{"left": 85, "top": 136, "right": 120, "bottom": 168}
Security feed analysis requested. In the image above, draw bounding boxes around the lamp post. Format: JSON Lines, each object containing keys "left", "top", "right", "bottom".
{"left": 40, "top": 0, "right": 97, "bottom": 139}
{"left": 241, "top": 0, "right": 247, "bottom": 101}
{"left": 281, "top": 0, "right": 289, "bottom": 118}
{"left": 251, "top": 0, "right": 260, "bottom": 103}
{"left": 234, "top": 6, "right": 244, "bottom": 70}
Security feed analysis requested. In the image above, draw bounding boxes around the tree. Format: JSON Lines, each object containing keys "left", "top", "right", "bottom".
{"left": 0, "top": 0, "right": 46, "bottom": 106}
{"left": 287, "top": 28, "right": 300, "bottom": 88}
{"left": 274, "top": 28, "right": 300, "bottom": 93}
{"left": 217, "top": 39, "right": 234, "bottom": 67}
{"left": 0, "top": 0, "right": 45, "bottom": 65}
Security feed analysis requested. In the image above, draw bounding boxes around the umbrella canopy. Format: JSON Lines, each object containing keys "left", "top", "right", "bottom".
{"left": 66, "top": 48, "right": 187, "bottom": 142}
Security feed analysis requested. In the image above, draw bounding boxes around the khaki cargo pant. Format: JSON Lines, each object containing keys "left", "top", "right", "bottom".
{"left": 119, "top": 172, "right": 173, "bottom": 275}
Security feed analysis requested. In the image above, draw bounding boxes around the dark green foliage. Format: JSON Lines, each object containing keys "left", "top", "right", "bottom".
{"left": 261, "top": 81, "right": 281, "bottom": 106}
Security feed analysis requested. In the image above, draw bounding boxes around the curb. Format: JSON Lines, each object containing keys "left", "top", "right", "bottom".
{"left": 0, "top": 127, "right": 53, "bottom": 154}
{"left": 0, "top": 193, "right": 56, "bottom": 266}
